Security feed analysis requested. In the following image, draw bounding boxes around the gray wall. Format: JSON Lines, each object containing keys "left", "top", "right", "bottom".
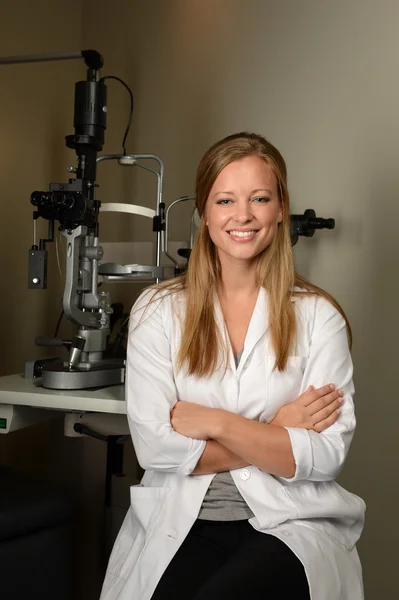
{"left": 0, "top": 3, "right": 108, "bottom": 598}
{"left": 83, "top": 1, "right": 399, "bottom": 597}
{"left": 1, "top": 0, "right": 398, "bottom": 598}
{"left": 0, "top": 1, "right": 82, "bottom": 375}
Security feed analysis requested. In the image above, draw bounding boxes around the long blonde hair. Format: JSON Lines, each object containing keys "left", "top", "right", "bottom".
{"left": 143, "top": 132, "right": 351, "bottom": 376}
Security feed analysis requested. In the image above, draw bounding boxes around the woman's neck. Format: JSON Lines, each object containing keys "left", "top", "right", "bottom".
{"left": 218, "top": 256, "right": 259, "bottom": 299}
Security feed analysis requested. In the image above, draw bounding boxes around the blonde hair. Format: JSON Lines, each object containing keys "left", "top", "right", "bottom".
{"left": 141, "top": 132, "right": 351, "bottom": 376}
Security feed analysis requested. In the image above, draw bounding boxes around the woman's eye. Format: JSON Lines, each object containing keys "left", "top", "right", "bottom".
{"left": 217, "top": 199, "right": 233, "bottom": 205}
{"left": 252, "top": 196, "right": 271, "bottom": 203}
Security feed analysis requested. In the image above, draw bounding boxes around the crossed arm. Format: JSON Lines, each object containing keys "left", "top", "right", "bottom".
{"left": 171, "top": 384, "right": 343, "bottom": 478}
{"left": 127, "top": 293, "right": 356, "bottom": 483}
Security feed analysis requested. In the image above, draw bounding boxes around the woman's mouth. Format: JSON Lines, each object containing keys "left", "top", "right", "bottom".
{"left": 227, "top": 230, "right": 259, "bottom": 242}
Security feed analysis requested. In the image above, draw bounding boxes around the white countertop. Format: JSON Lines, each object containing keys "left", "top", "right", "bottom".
{"left": 0, "top": 374, "right": 126, "bottom": 414}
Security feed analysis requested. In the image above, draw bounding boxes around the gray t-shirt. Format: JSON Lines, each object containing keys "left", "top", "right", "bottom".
{"left": 198, "top": 350, "right": 254, "bottom": 521}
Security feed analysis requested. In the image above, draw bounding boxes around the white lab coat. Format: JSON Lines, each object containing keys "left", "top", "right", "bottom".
{"left": 100, "top": 287, "right": 365, "bottom": 600}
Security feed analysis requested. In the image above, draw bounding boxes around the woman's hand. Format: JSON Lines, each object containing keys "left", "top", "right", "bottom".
{"left": 171, "top": 401, "right": 222, "bottom": 440}
{"left": 270, "top": 384, "right": 344, "bottom": 432}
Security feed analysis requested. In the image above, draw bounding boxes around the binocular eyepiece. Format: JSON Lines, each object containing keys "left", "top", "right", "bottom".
{"left": 31, "top": 190, "right": 78, "bottom": 211}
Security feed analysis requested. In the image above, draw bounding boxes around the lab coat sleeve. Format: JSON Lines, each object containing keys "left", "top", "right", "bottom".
{"left": 126, "top": 289, "right": 206, "bottom": 475}
{"left": 278, "top": 296, "right": 356, "bottom": 483}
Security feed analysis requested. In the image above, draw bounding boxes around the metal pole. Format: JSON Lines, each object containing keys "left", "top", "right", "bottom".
{"left": 0, "top": 51, "right": 83, "bottom": 65}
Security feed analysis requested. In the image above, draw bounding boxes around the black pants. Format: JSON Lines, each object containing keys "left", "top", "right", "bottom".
{"left": 151, "top": 519, "right": 310, "bottom": 599}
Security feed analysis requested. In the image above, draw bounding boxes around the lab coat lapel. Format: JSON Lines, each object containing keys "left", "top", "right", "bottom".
{"left": 214, "top": 295, "right": 236, "bottom": 371}
{"left": 214, "top": 288, "right": 269, "bottom": 374}
{"left": 237, "top": 287, "right": 269, "bottom": 376}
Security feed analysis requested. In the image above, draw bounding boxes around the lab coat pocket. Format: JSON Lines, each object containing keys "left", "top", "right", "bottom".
{"left": 108, "top": 486, "right": 170, "bottom": 580}
{"left": 283, "top": 480, "right": 365, "bottom": 551}
{"left": 130, "top": 485, "right": 170, "bottom": 532}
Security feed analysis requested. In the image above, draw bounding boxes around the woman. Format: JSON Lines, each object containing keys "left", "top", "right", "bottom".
{"left": 100, "top": 132, "right": 365, "bottom": 600}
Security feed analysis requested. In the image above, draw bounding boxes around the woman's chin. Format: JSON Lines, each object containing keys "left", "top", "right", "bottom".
{"left": 218, "top": 247, "right": 264, "bottom": 264}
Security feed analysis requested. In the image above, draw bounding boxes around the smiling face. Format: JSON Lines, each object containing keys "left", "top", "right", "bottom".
{"left": 204, "top": 155, "right": 283, "bottom": 267}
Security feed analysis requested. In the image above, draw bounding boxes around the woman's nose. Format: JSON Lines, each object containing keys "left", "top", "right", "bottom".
{"left": 234, "top": 202, "right": 252, "bottom": 223}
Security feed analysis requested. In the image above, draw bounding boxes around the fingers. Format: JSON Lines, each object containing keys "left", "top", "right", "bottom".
{"left": 312, "top": 398, "right": 342, "bottom": 423}
{"left": 308, "top": 389, "right": 344, "bottom": 415}
{"left": 312, "top": 409, "right": 341, "bottom": 433}
{"left": 302, "top": 383, "right": 338, "bottom": 406}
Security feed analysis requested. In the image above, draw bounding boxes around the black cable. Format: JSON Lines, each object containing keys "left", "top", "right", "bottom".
{"left": 100, "top": 75, "right": 134, "bottom": 154}
{"left": 54, "top": 309, "right": 64, "bottom": 337}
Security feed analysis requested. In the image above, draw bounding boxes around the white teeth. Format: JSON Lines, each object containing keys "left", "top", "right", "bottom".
{"left": 228, "top": 230, "right": 257, "bottom": 237}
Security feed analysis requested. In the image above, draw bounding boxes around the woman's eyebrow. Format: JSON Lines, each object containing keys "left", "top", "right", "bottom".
{"left": 212, "top": 188, "right": 273, "bottom": 197}
{"left": 213, "top": 190, "right": 234, "bottom": 197}
{"left": 250, "top": 188, "right": 273, "bottom": 195}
